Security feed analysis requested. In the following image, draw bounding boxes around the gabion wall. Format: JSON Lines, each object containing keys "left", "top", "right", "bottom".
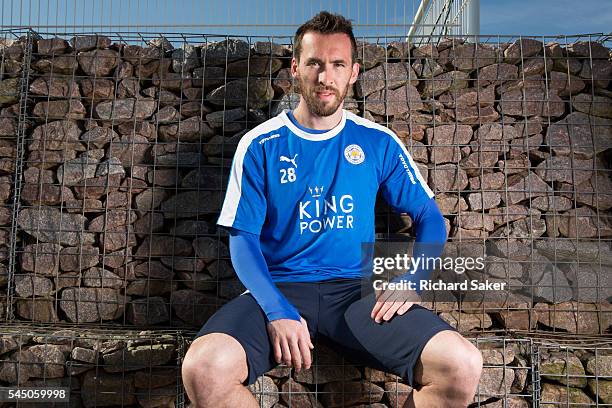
{"left": 0, "top": 31, "right": 609, "bottom": 407}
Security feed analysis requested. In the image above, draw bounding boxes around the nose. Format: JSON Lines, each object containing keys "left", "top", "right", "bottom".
{"left": 317, "top": 64, "right": 334, "bottom": 87}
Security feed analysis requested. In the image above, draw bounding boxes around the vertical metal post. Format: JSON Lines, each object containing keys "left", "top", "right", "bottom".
{"left": 465, "top": 0, "right": 480, "bottom": 40}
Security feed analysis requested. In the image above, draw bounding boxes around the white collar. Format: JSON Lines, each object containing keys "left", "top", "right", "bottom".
{"left": 279, "top": 109, "right": 346, "bottom": 141}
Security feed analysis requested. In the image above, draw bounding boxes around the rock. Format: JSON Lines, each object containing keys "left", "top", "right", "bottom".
{"left": 253, "top": 41, "right": 288, "bottom": 57}
{"left": 193, "top": 237, "right": 229, "bottom": 261}
{"left": 567, "top": 41, "right": 610, "bottom": 58}
{"left": 504, "top": 173, "right": 551, "bottom": 205}
{"left": 126, "top": 296, "right": 170, "bottom": 326}
{"left": 356, "top": 41, "right": 386, "bottom": 69}
{"left": 572, "top": 93, "right": 612, "bottom": 119}
{"left": 498, "top": 88, "right": 564, "bottom": 117}
{"left": 455, "top": 212, "right": 495, "bottom": 231}
{"left": 365, "top": 83, "right": 423, "bottom": 116}
{"left": 545, "top": 112, "right": 612, "bottom": 158}
{"left": 550, "top": 71, "right": 586, "bottom": 97}
{"left": 586, "top": 355, "right": 612, "bottom": 377}
{"left": 161, "top": 191, "right": 223, "bottom": 218}
{"left": 108, "top": 134, "right": 150, "bottom": 166}
{"left": 158, "top": 116, "right": 215, "bottom": 142}
{"left": 71, "top": 35, "right": 111, "bottom": 51}
{"left": 320, "top": 381, "right": 384, "bottom": 407}
{"left": 589, "top": 379, "right": 612, "bottom": 404}
{"left": 479, "top": 63, "right": 519, "bottom": 86}
{"left": 504, "top": 38, "right": 543, "bottom": 63}
{"left": 280, "top": 380, "right": 323, "bottom": 407}
{"left": 426, "top": 124, "right": 472, "bottom": 164}
{"left": 80, "top": 126, "right": 117, "bottom": 148}
{"left": 103, "top": 343, "right": 174, "bottom": 372}
{"left": 60, "top": 287, "right": 127, "bottom": 323}
{"left": 384, "top": 381, "right": 413, "bottom": 407}
{"left": 80, "top": 78, "right": 115, "bottom": 100}
{"left": 519, "top": 56, "right": 553, "bottom": 77}
{"left": 420, "top": 71, "right": 470, "bottom": 98}
{"left": 206, "top": 107, "right": 246, "bottom": 128}
{"left": 135, "top": 235, "right": 192, "bottom": 257}
{"left": 95, "top": 98, "right": 156, "bottom": 121}
{"left": 77, "top": 49, "right": 120, "bottom": 76}
{"left": 134, "top": 261, "right": 174, "bottom": 280}
{"left": 37, "top": 37, "right": 70, "bottom": 54}
{"left": 14, "top": 275, "right": 54, "bottom": 297}
{"left": 428, "top": 164, "right": 468, "bottom": 192}
{"left": 439, "top": 311, "right": 492, "bottom": 331}
{"left": 580, "top": 59, "right": 612, "bottom": 88}
{"left": 540, "top": 383, "right": 593, "bottom": 406}
{"left": 557, "top": 207, "right": 612, "bottom": 238}
{"left": 207, "top": 78, "right": 274, "bottom": 109}
{"left": 126, "top": 279, "right": 177, "bottom": 297}
{"left": 172, "top": 44, "right": 201, "bottom": 73}
{"left": 135, "top": 188, "right": 168, "bottom": 216}
{"left": 569, "top": 172, "right": 612, "bottom": 210}
{"left": 164, "top": 219, "right": 211, "bottom": 239}
{"left": 15, "top": 298, "right": 59, "bottom": 322}
{"left": 0, "top": 78, "right": 20, "bottom": 105}
{"left": 28, "top": 120, "right": 83, "bottom": 151}
{"left": 29, "top": 76, "right": 80, "bottom": 98}
{"left": 33, "top": 55, "right": 78, "bottom": 74}
{"left": 18, "top": 206, "right": 92, "bottom": 246}
{"left": 355, "top": 62, "right": 418, "bottom": 97}
{"left": 202, "top": 39, "right": 250, "bottom": 66}
{"left": 32, "top": 99, "right": 86, "bottom": 120}
{"left": 535, "top": 156, "right": 593, "bottom": 185}
{"left": 81, "top": 371, "right": 137, "bottom": 408}
{"left": 467, "top": 192, "right": 502, "bottom": 210}
{"left": 226, "top": 56, "right": 283, "bottom": 77}
{"left": 446, "top": 43, "right": 498, "bottom": 71}
{"left": 541, "top": 353, "right": 587, "bottom": 387}
{"left": 535, "top": 302, "right": 601, "bottom": 333}
{"left": 71, "top": 347, "right": 98, "bottom": 363}
{"left": 412, "top": 58, "right": 444, "bottom": 78}
{"left": 477, "top": 366, "right": 515, "bottom": 399}
{"left": 170, "top": 289, "right": 219, "bottom": 326}
{"left": 469, "top": 172, "right": 505, "bottom": 190}
{"left": 59, "top": 246, "right": 99, "bottom": 271}
{"left": 435, "top": 194, "right": 468, "bottom": 215}
{"left": 247, "top": 376, "right": 279, "bottom": 408}
{"left": 88, "top": 210, "right": 136, "bottom": 234}
{"left": 192, "top": 66, "right": 226, "bottom": 91}
{"left": 82, "top": 267, "right": 123, "bottom": 289}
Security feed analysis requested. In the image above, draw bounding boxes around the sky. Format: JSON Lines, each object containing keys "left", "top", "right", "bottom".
{"left": 0, "top": 0, "right": 610, "bottom": 41}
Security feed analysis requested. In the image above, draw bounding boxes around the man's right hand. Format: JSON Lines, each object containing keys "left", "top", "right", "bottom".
{"left": 267, "top": 317, "right": 314, "bottom": 373}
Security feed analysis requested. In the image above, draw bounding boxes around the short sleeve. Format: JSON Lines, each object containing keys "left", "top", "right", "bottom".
{"left": 380, "top": 134, "right": 434, "bottom": 217}
{"left": 217, "top": 145, "right": 267, "bottom": 235}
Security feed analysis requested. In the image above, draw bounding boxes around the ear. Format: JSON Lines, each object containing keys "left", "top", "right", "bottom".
{"left": 290, "top": 57, "right": 299, "bottom": 77}
{"left": 349, "top": 62, "right": 360, "bottom": 85}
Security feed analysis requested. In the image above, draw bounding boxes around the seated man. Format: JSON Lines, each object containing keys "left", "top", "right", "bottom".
{"left": 182, "top": 11, "right": 483, "bottom": 408}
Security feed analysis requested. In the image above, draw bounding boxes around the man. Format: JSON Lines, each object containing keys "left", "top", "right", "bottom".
{"left": 182, "top": 11, "right": 483, "bottom": 408}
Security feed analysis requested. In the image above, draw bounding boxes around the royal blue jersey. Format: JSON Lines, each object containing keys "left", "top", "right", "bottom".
{"left": 217, "top": 109, "right": 434, "bottom": 282}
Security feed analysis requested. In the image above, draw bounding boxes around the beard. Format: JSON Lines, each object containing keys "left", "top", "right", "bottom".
{"left": 296, "top": 76, "right": 350, "bottom": 117}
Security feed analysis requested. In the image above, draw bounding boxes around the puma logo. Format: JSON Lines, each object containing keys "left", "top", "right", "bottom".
{"left": 280, "top": 154, "right": 298, "bottom": 168}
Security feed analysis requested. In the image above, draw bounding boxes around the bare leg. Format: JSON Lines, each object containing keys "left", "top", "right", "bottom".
{"left": 403, "top": 330, "right": 483, "bottom": 408}
{"left": 182, "top": 333, "right": 259, "bottom": 408}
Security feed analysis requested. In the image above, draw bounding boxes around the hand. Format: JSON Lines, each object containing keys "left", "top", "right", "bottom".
{"left": 267, "top": 317, "right": 314, "bottom": 373}
{"left": 371, "top": 287, "right": 421, "bottom": 323}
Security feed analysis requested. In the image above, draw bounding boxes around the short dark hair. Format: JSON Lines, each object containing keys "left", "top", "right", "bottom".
{"left": 294, "top": 11, "right": 357, "bottom": 63}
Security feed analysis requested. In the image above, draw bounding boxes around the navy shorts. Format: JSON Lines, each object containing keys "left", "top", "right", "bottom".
{"left": 194, "top": 278, "right": 456, "bottom": 387}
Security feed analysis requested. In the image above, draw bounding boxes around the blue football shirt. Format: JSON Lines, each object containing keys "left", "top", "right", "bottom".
{"left": 217, "top": 109, "right": 434, "bottom": 282}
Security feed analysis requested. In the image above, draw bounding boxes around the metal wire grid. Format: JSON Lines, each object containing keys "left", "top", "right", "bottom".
{"left": 0, "top": 0, "right": 465, "bottom": 38}
{"left": 0, "top": 323, "right": 184, "bottom": 407}
{"left": 535, "top": 338, "right": 612, "bottom": 407}
{"left": 0, "top": 30, "right": 609, "bottom": 334}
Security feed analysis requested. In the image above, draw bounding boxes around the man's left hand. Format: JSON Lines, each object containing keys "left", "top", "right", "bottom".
{"left": 370, "top": 288, "right": 421, "bottom": 323}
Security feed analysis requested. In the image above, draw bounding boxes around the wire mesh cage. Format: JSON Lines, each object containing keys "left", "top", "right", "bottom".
{"left": 0, "top": 23, "right": 609, "bottom": 407}
{"left": 0, "top": 323, "right": 184, "bottom": 407}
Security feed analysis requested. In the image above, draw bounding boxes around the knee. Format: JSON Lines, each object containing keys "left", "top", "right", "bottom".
{"left": 444, "top": 338, "right": 483, "bottom": 402}
{"left": 182, "top": 334, "right": 248, "bottom": 389}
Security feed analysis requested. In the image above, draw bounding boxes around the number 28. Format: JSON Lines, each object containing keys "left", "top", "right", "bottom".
{"left": 280, "top": 168, "right": 296, "bottom": 183}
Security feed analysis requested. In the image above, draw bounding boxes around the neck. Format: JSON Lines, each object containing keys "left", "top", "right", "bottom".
{"left": 292, "top": 99, "right": 343, "bottom": 130}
